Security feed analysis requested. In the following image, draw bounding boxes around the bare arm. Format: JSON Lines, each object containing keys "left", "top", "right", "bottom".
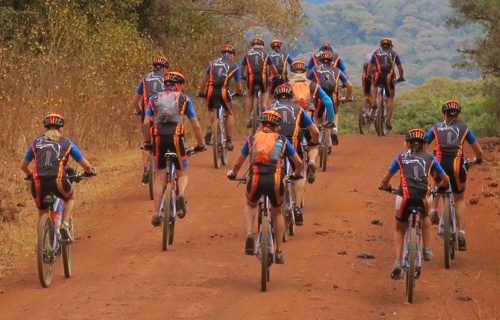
{"left": 290, "top": 153, "right": 303, "bottom": 176}
{"left": 380, "top": 172, "right": 394, "bottom": 189}
{"left": 132, "top": 93, "right": 142, "bottom": 113}
{"left": 143, "top": 114, "right": 152, "bottom": 142}
{"left": 78, "top": 159, "right": 93, "bottom": 174}
{"left": 343, "top": 80, "right": 353, "bottom": 101}
{"left": 470, "top": 141, "right": 483, "bottom": 160}
{"left": 230, "top": 153, "right": 247, "bottom": 177}
{"left": 367, "top": 64, "right": 374, "bottom": 77}
{"left": 198, "top": 74, "right": 209, "bottom": 94}
{"left": 438, "top": 172, "right": 450, "bottom": 187}
{"left": 188, "top": 117, "right": 205, "bottom": 147}
{"left": 397, "top": 64, "right": 404, "bottom": 79}
{"left": 307, "top": 123, "right": 320, "bottom": 144}
{"left": 20, "top": 159, "right": 31, "bottom": 176}
{"left": 235, "top": 80, "right": 243, "bottom": 94}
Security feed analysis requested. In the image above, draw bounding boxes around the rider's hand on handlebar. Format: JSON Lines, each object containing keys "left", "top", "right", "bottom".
{"left": 233, "top": 91, "right": 246, "bottom": 97}
{"left": 193, "top": 145, "right": 207, "bottom": 153}
{"left": 325, "top": 122, "right": 336, "bottom": 129}
{"left": 133, "top": 110, "right": 141, "bottom": 116}
{"left": 378, "top": 181, "right": 392, "bottom": 192}
{"left": 25, "top": 173, "right": 33, "bottom": 181}
{"left": 141, "top": 140, "right": 152, "bottom": 151}
{"left": 473, "top": 157, "right": 483, "bottom": 165}
{"left": 196, "top": 91, "right": 206, "bottom": 98}
{"left": 84, "top": 167, "right": 98, "bottom": 177}
{"left": 227, "top": 170, "right": 236, "bottom": 180}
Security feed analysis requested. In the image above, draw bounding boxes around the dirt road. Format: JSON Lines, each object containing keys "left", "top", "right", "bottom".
{"left": 1, "top": 134, "right": 499, "bottom": 320}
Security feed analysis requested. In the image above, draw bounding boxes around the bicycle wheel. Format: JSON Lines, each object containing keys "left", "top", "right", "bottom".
{"left": 376, "top": 98, "right": 386, "bottom": 136}
{"left": 37, "top": 213, "right": 55, "bottom": 288}
{"left": 148, "top": 155, "right": 154, "bottom": 200}
{"left": 282, "top": 187, "right": 294, "bottom": 242}
{"left": 251, "top": 90, "right": 260, "bottom": 134}
{"left": 212, "top": 122, "right": 221, "bottom": 169}
{"left": 61, "top": 219, "right": 73, "bottom": 278}
{"left": 320, "top": 129, "right": 328, "bottom": 172}
{"left": 260, "top": 214, "right": 269, "bottom": 292}
{"left": 358, "top": 98, "right": 372, "bottom": 134}
{"left": 219, "top": 121, "right": 228, "bottom": 165}
{"left": 443, "top": 197, "right": 452, "bottom": 269}
{"left": 406, "top": 227, "right": 417, "bottom": 303}
{"left": 162, "top": 184, "right": 173, "bottom": 251}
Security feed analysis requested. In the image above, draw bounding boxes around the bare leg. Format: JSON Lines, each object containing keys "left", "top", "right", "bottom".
{"left": 271, "top": 206, "right": 284, "bottom": 252}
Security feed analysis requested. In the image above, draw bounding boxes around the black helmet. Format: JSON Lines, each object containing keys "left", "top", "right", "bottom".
{"left": 270, "top": 39, "right": 282, "bottom": 49}
{"left": 380, "top": 38, "right": 394, "bottom": 47}
{"left": 221, "top": 44, "right": 236, "bottom": 55}
{"left": 251, "top": 37, "right": 264, "bottom": 46}
{"left": 152, "top": 56, "right": 169, "bottom": 69}
{"left": 290, "top": 61, "right": 307, "bottom": 73}
{"left": 405, "top": 128, "right": 427, "bottom": 144}
{"left": 319, "top": 51, "right": 333, "bottom": 63}
{"left": 320, "top": 42, "right": 333, "bottom": 52}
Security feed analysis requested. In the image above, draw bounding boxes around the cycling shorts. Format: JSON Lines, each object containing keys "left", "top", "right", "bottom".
{"left": 372, "top": 72, "right": 395, "bottom": 98}
{"left": 31, "top": 178, "right": 73, "bottom": 210}
{"left": 247, "top": 74, "right": 267, "bottom": 95}
{"left": 434, "top": 156, "right": 467, "bottom": 194}
{"left": 395, "top": 197, "right": 432, "bottom": 223}
{"left": 246, "top": 165, "right": 285, "bottom": 208}
{"left": 152, "top": 134, "right": 187, "bottom": 171}
{"left": 206, "top": 86, "right": 233, "bottom": 112}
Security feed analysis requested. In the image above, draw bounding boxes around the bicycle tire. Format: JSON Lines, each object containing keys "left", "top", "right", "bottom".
{"left": 376, "top": 98, "right": 386, "bottom": 136}
{"left": 37, "top": 213, "right": 55, "bottom": 288}
{"left": 251, "top": 90, "right": 260, "bottom": 134}
{"left": 443, "top": 197, "right": 452, "bottom": 269}
{"left": 162, "top": 183, "right": 173, "bottom": 251}
{"left": 406, "top": 227, "right": 417, "bottom": 303}
{"left": 282, "top": 186, "right": 294, "bottom": 242}
{"left": 61, "top": 219, "right": 73, "bottom": 278}
{"left": 212, "top": 121, "right": 221, "bottom": 169}
{"left": 219, "top": 120, "right": 228, "bottom": 166}
{"left": 358, "top": 98, "right": 372, "bottom": 135}
{"left": 261, "top": 213, "right": 269, "bottom": 292}
{"left": 320, "top": 129, "right": 328, "bottom": 172}
{"left": 148, "top": 155, "right": 154, "bottom": 200}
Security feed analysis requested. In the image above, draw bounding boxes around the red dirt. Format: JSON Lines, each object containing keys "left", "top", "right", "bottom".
{"left": 1, "top": 134, "right": 499, "bottom": 320}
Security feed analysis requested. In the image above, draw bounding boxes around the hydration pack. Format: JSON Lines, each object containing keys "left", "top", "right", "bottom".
{"left": 249, "top": 131, "right": 285, "bottom": 165}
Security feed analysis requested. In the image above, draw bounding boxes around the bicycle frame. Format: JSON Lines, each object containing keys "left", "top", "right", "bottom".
{"left": 436, "top": 189, "right": 457, "bottom": 268}
{"left": 256, "top": 194, "right": 274, "bottom": 291}
{"left": 402, "top": 207, "right": 423, "bottom": 304}
{"left": 212, "top": 105, "right": 228, "bottom": 169}
{"left": 159, "top": 152, "right": 178, "bottom": 251}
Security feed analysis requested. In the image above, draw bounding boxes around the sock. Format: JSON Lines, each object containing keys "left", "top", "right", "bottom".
{"left": 423, "top": 248, "right": 431, "bottom": 253}
{"left": 459, "top": 230, "right": 466, "bottom": 235}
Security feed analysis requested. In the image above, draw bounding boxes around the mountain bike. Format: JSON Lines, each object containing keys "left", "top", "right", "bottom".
{"left": 381, "top": 187, "right": 423, "bottom": 304}
{"left": 30, "top": 167, "right": 96, "bottom": 288}
{"left": 158, "top": 147, "right": 198, "bottom": 251}
{"left": 435, "top": 159, "right": 475, "bottom": 269}
{"left": 250, "top": 85, "right": 263, "bottom": 134}
{"left": 374, "top": 78, "right": 404, "bottom": 136}
{"left": 282, "top": 157, "right": 296, "bottom": 242}
{"left": 358, "top": 96, "right": 376, "bottom": 135}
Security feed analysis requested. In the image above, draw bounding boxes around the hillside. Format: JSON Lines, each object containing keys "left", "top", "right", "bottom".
{"left": 293, "top": 0, "right": 481, "bottom": 88}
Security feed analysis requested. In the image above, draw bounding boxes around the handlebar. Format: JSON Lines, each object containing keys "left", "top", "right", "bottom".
{"left": 25, "top": 167, "right": 97, "bottom": 183}
{"left": 464, "top": 158, "right": 481, "bottom": 170}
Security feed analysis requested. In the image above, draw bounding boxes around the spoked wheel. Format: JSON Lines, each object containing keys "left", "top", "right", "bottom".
{"left": 148, "top": 155, "right": 154, "bottom": 200}
{"left": 320, "top": 129, "right": 328, "bottom": 172}
{"left": 282, "top": 188, "right": 295, "bottom": 243}
{"left": 406, "top": 227, "right": 417, "bottom": 303}
{"left": 260, "top": 214, "right": 270, "bottom": 292}
{"left": 219, "top": 122, "right": 229, "bottom": 166}
{"left": 376, "top": 99, "right": 387, "bottom": 136}
{"left": 212, "top": 123, "right": 221, "bottom": 169}
{"left": 37, "top": 213, "right": 55, "bottom": 288}
{"left": 358, "top": 98, "right": 372, "bottom": 134}
{"left": 162, "top": 184, "right": 173, "bottom": 251}
{"left": 61, "top": 219, "right": 73, "bottom": 278}
{"left": 251, "top": 100, "right": 259, "bottom": 134}
{"left": 443, "top": 197, "right": 452, "bottom": 269}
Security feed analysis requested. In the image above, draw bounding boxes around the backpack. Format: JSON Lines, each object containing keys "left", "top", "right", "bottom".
{"left": 289, "top": 80, "right": 313, "bottom": 110}
{"left": 152, "top": 91, "right": 184, "bottom": 125}
{"left": 249, "top": 131, "right": 285, "bottom": 165}
{"left": 375, "top": 48, "right": 396, "bottom": 73}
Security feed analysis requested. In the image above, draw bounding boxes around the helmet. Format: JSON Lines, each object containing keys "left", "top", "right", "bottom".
{"left": 319, "top": 51, "right": 333, "bottom": 63}
{"left": 43, "top": 113, "right": 65, "bottom": 128}
{"left": 320, "top": 42, "right": 333, "bottom": 52}
{"left": 251, "top": 37, "right": 264, "bottom": 46}
{"left": 273, "top": 84, "right": 294, "bottom": 98}
{"left": 380, "top": 38, "right": 394, "bottom": 47}
{"left": 270, "top": 39, "right": 282, "bottom": 49}
{"left": 152, "top": 55, "right": 169, "bottom": 69}
{"left": 259, "top": 109, "right": 282, "bottom": 126}
{"left": 164, "top": 71, "right": 186, "bottom": 84}
{"left": 405, "top": 128, "right": 427, "bottom": 144}
{"left": 221, "top": 44, "right": 236, "bottom": 55}
{"left": 290, "top": 61, "right": 307, "bottom": 73}
{"left": 441, "top": 100, "right": 462, "bottom": 115}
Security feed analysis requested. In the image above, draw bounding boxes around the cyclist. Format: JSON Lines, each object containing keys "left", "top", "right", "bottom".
{"left": 379, "top": 128, "right": 449, "bottom": 279}
{"left": 366, "top": 38, "right": 405, "bottom": 130}
{"left": 265, "top": 39, "right": 294, "bottom": 107}
{"left": 197, "top": 44, "right": 245, "bottom": 151}
{"left": 240, "top": 37, "right": 278, "bottom": 128}
{"left": 288, "top": 60, "right": 334, "bottom": 171}
{"left": 20, "top": 113, "right": 97, "bottom": 242}
{"left": 132, "top": 55, "right": 169, "bottom": 185}
{"left": 227, "top": 110, "right": 303, "bottom": 264}
{"left": 426, "top": 100, "right": 484, "bottom": 251}
{"left": 307, "top": 42, "right": 349, "bottom": 78}
{"left": 143, "top": 72, "right": 207, "bottom": 227}
{"left": 268, "top": 84, "right": 320, "bottom": 225}
{"left": 362, "top": 50, "right": 376, "bottom": 99}
{"left": 307, "top": 51, "right": 353, "bottom": 146}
